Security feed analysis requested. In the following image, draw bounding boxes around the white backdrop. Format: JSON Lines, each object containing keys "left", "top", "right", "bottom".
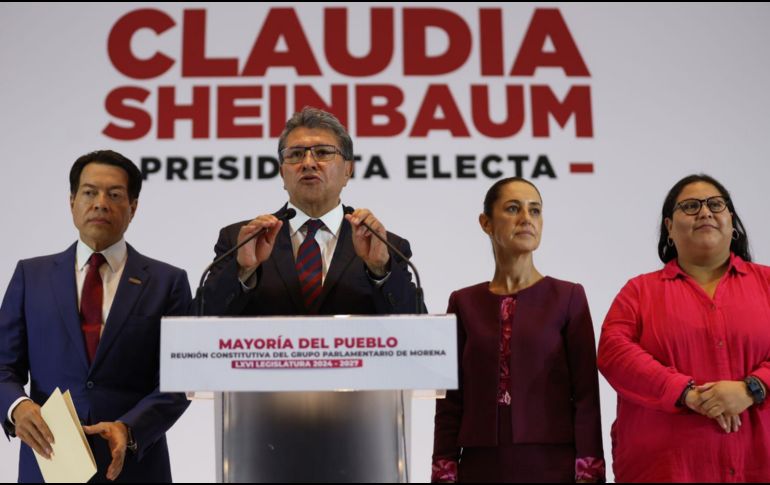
{"left": 2, "top": 3, "right": 770, "bottom": 482}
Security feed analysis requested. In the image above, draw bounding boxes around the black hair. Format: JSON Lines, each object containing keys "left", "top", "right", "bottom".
{"left": 277, "top": 107, "right": 353, "bottom": 163}
{"left": 483, "top": 177, "right": 542, "bottom": 217}
{"left": 69, "top": 150, "right": 142, "bottom": 201}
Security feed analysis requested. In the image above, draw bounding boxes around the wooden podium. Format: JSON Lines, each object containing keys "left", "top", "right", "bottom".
{"left": 160, "top": 315, "right": 457, "bottom": 483}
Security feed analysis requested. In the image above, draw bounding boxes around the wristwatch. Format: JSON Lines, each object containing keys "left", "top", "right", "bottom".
{"left": 119, "top": 422, "right": 138, "bottom": 454}
{"left": 676, "top": 380, "right": 696, "bottom": 408}
{"left": 744, "top": 376, "right": 766, "bottom": 405}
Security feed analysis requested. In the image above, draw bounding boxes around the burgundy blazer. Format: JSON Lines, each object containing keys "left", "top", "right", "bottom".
{"left": 433, "top": 277, "right": 604, "bottom": 460}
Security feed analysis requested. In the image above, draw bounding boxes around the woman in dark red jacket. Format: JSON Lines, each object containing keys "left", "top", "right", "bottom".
{"left": 432, "top": 177, "right": 605, "bottom": 483}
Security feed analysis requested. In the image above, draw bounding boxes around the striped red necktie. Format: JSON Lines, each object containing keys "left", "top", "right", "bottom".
{"left": 296, "top": 219, "right": 324, "bottom": 311}
{"left": 80, "top": 252, "right": 106, "bottom": 364}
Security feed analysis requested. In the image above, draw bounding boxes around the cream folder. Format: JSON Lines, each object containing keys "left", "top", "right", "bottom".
{"left": 32, "top": 387, "right": 97, "bottom": 483}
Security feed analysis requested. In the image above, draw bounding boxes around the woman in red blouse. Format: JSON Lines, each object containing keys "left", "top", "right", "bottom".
{"left": 598, "top": 174, "right": 770, "bottom": 482}
{"left": 432, "top": 177, "right": 605, "bottom": 483}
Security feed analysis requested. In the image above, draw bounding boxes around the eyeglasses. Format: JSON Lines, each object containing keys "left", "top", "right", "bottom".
{"left": 280, "top": 145, "right": 343, "bottom": 164}
{"left": 674, "top": 196, "right": 729, "bottom": 215}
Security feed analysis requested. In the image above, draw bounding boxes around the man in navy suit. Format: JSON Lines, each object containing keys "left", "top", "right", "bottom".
{"left": 202, "top": 107, "right": 419, "bottom": 317}
{"left": 0, "top": 150, "right": 191, "bottom": 482}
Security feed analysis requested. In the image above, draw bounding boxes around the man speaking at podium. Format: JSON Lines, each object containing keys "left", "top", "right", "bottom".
{"left": 201, "top": 106, "right": 419, "bottom": 318}
{"left": 0, "top": 150, "right": 191, "bottom": 482}
{"left": 200, "top": 107, "right": 421, "bottom": 482}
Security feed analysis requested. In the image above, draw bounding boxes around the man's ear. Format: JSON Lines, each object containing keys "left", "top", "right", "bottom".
{"left": 279, "top": 163, "right": 287, "bottom": 188}
{"left": 129, "top": 199, "right": 138, "bottom": 222}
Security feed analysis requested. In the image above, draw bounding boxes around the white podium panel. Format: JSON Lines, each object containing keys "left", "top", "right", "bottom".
{"left": 160, "top": 315, "right": 457, "bottom": 482}
{"left": 160, "top": 315, "right": 457, "bottom": 392}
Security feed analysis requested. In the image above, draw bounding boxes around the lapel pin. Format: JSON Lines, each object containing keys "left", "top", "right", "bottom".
{"left": 128, "top": 277, "right": 143, "bottom": 285}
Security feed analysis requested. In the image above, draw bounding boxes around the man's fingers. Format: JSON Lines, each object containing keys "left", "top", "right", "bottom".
{"left": 348, "top": 209, "right": 385, "bottom": 232}
{"left": 106, "top": 449, "right": 125, "bottom": 481}
{"left": 263, "top": 220, "right": 283, "bottom": 245}
{"left": 24, "top": 412, "right": 55, "bottom": 445}
{"left": 28, "top": 439, "right": 52, "bottom": 459}
{"left": 84, "top": 422, "right": 128, "bottom": 481}
{"left": 237, "top": 216, "right": 283, "bottom": 269}
{"left": 39, "top": 420, "right": 55, "bottom": 445}
{"left": 82, "top": 423, "right": 106, "bottom": 436}
{"left": 353, "top": 218, "right": 385, "bottom": 239}
{"left": 106, "top": 431, "right": 126, "bottom": 481}
{"left": 360, "top": 214, "right": 384, "bottom": 235}
{"left": 239, "top": 216, "right": 279, "bottom": 241}
{"left": 13, "top": 402, "right": 55, "bottom": 455}
{"left": 107, "top": 460, "right": 124, "bottom": 481}
{"left": 29, "top": 424, "right": 52, "bottom": 452}
{"left": 19, "top": 426, "right": 53, "bottom": 459}
{"left": 347, "top": 208, "right": 370, "bottom": 225}
{"left": 18, "top": 414, "right": 55, "bottom": 457}
{"left": 239, "top": 224, "right": 263, "bottom": 242}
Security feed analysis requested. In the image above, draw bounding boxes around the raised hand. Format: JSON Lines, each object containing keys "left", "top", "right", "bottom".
{"left": 345, "top": 208, "right": 390, "bottom": 277}
{"left": 236, "top": 215, "right": 284, "bottom": 277}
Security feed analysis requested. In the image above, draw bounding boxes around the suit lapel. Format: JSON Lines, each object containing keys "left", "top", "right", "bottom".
{"left": 269, "top": 218, "right": 306, "bottom": 312}
{"left": 92, "top": 244, "right": 149, "bottom": 369}
{"left": 315, "top": 218, "right": 356, "bottom": 310}
{"left": 51, "top": 244, "right": 90, "bottom": 370}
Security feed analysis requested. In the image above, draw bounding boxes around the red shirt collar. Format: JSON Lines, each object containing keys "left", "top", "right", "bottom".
{"left": 661, "top": 252, "right": 748, "bottom": 280}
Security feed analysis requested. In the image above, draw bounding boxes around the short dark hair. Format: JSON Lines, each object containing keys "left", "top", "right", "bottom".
{"left": 483, "top": 177, "right": 542, "bottom": 217}
{"left": 69, "top": 150, "right": 142, "bottom": 201}
{"left": 658, "top": 174, "right": 751, "bottom": 263}
{"left": 277, "top": 107, "right": 353, "bottom": 163}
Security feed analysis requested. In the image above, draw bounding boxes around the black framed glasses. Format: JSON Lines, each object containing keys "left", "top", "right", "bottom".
{"left": 280, "top": 145, "right": 343, "bottom": 164}
{"left": 674, "top": 196, "right": 729, "bottom": 215}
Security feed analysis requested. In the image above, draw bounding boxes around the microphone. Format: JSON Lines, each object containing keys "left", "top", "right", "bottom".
{"left": 196, "top": 208, "right": 297, "bottom": 316}
{"left": 344, "top": 206, "right": 424, "bottom": 314}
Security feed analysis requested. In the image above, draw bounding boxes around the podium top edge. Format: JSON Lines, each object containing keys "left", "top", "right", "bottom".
{"left": 162, "top": 314, "right": 455, "bottom": 321}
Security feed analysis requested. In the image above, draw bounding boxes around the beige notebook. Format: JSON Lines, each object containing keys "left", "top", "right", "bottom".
{"left": 33, "top": 388, "right": 97, "bottom": 483}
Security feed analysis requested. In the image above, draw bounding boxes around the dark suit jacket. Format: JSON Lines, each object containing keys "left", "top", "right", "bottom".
{"left": 201, "top": 205, "right": 421, "bottom": 316}
{"left": 0, "top": 243, "right": 192, "bottom": 483}
{"left": 433, "top": 278, "right": 603, "bottom": 461}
